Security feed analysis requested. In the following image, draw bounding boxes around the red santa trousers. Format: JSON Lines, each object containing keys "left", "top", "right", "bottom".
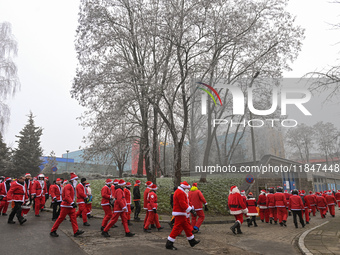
{"left": 168, "top": 216, "right": 194, "bottom": 242}
{"left": 301, "top": 209, "right": 310, "bottom": 222}
{"left": 338, "top": 201, "right": 340, "bottom": 207}
{"left": 34, "top": 196, "right": 44, "bottom": 215}
{"left": 86, "top": 203, "right": 92, "bottom": 215}
{"left": 269, "top": 208, "right": 278, "bottom": 221}
{"left": 234, "top": 213, "right": 244, "bottom": 224}
{"left": 319, "top": 208, "right": 327, "bottom": 218}
{"left": 143, "top": 210, "right": 155, "bottom": 226}
{"left": 76, "top": 203, "right": 88, "bottom": 223}
{"left": 276, "top": 207, "right": 287, "bottom": 223}
{"left": 328, "top": 205, "right": 335, "bottom": 216}
{"left": 0, "top": 200, "right": 9, "bottom": 214}
{"left": 126, "top": 204, "right": 131, "bottom": 221}
{"left": 259, "top": 209, "right": 270, "bottom": 223}
{"left": 191, "top": 210, "right": 205, "bottom": 229}
{"left": 310, "top": 205, "right": 316, "bottom": 216}
{"left": 51, "top": 207, "right": 79, "bottom": 234}
{"left": 103, "top": 212, "right": 130, "bottom": 233}
{"left": 101, "top": 205, "right": 113, "bottom": 228}
{"left": 144, "top": 211, "right": 161, "bottom": 229}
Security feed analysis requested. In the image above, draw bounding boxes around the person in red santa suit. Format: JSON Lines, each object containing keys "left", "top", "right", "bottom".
{"left": 144, "top": 184, "right": 163, "bottom": 232}
{"left": 305, "top": 191, "right": 317, "bottom": 217}
{"left": 316, "top": 192, "right": 328, "bottom": 218}
{"left": 325, "top": 190, "right": 336, "bottom": 217}
{"left": 257, "top": 189, "right": 269, "bottom": 223}
{"left": 228, "top": 185, "right": 248, "bottom": 235}
{"left": 274, "top": 186, "right": 288, "bottom": 226}
{"left": 75, "top": 177, "right": 90, "bottom": 226}
{"left": 166, "top": 181, "right": 200, "bottom": 250}
{"left": 0, "top": 177, "right": 12, "bottom": 216}
{"left": 189, "top": 182, "right": 208, "bottom": 233}
{"left": 124, "top": 182, "right": 133, "bottom": 226}
{"left": 50, "top": 178, "right": 62, "bottom": 221}
{"left": 267, "top": 187, "right": 277, "bottom": 224}
{"left": 284, "top": 190, "right": 292, "bottom": 216}
{"left": 143, "top": 181, "right": 154, "bottom": 228}
{"left": 300, "top": 190, "right": 310, "bottom": 224}
{"left": 246, "top": 192, "right": 258, "bottom": 227}
{"left": 335, "top": 190, "right": 340, "bottom": 208}
{"left": 102, "top": 179, "right": 135, "bottom": 237}
{"left": 7, "top": 176, "right": 28, "bottom": 225}
{"left": 50, "top": 174, "right": 84, "bottom": 237}
{"left": 31, "top": 174, "right": 48, "bottom": 217}
{"left": 100, "top": 179, "right": 114, "bottom": 231}
{"left": 288, "top": 189, "right": 305, "bottom": 228}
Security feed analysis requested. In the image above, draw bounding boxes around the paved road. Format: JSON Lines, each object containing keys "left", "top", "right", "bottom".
{"left": 0, "top": 211, "right": 86, "bottom": 255}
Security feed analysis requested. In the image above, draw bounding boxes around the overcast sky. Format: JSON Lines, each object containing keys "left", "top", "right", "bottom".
{"left": 0, "top": 0, "right": 339, "bottom": 157}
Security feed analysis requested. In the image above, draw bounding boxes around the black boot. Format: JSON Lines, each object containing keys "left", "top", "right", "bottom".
{"left": 102, "top": 231, "right": 110, "bottom": 237}
{"left": 236, "top": 224, "right": 243, "bottom": 234}
{"left": 188, "top": 238, "right": 200, "bottom": 247}
{"left": 230, "top": 221, "right": 239, "bottom": 235}
{"left": 283, "top": 220, "right": 287, "bottom": 227}
{"left": 295, "top": 223, "right": 298, "bottom": 228}
{"left": 274, "top": 221, "right": 278, "bottom": 225}
{"left": 166, "top": 240, "right": 177, "bottom": 250}
{"left": 279, "top": 222, "right": 283, "bottom": 226}
{"left": 253, "top": 220, "right": 258, "bottom": 227}
{"left": 19, "top": 218, "right": 27, "bottom": 225}
{"left": 270, "top": 218, "right": 273, "bottom": 224}
{"left": 125, "top": 232, "right": 135, "bottom": 237}
{"left": 247, "top": 219, "right": 251, "bottom": 227}
{"left": 151, "top": 224, "right": 156, "bottom": 229}
{"left": 50, "top": 231, "right": 59, "bottom": 237}
{"left": 289, "top": 211, "right": 292, "bottom": 216}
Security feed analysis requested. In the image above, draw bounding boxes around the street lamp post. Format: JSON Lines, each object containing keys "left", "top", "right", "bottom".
{"left": 66, "top": 150, "right": 69, "bottom": 172}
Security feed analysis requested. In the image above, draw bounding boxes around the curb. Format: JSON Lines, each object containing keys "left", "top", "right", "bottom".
{"left": 298, "top": 221, "right": 329, "bottom": 255}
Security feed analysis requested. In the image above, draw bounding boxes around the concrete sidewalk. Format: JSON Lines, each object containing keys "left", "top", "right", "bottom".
{"left": 301, "top": 211, "right": 340, "bottom": 255}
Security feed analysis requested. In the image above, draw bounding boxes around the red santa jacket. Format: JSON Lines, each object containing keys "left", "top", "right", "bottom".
{"left": 335, "top": 192, "right": 340, "bottom": 202}
{"left": 246, "top": 198, "right": 258, "bottom": 216}
{"left": 24, "top": 179, "right": 32, "bottom": 197}
{"left": 300, "top": 195, "right": 310, "bottom": 209}
{"left": 228, "top": 192, "right": 247, "bottom": 215}
{"left": 76, "top": 183, "right": 87, "bottom": 204}
{"left": 266, "top": 193, "right": 275, "bottom": 208}
{"left": 50, "top": 184, "right": 62, "bottom": 202}
{"left": 316, "top": 196, "right": 328, "bottom": 209}
{"left": 305, "top": 194, "right": 316, "bottom": 207}
{"left": 284, "top": 192, "right": 291, "bottom": 206}
{"left": 7, "top": 181, "right": 28, "bottom": 203}
{"left": 147, "top": 190, "right": 158, "bottom": 211}
{"left": 124, "top": 188, "right": 131, "bottom": 205}
{"left": 172, "top": 187, "right": 192, "bottom": 217}
{"left": 101, "top": 185, "right": 112, "bottom": 206}
{"left": 0, "top": 182, "right": 11, "bottom": 201}
{"left": 31, "top": 180, "right": 47, "bottom": 197}
{"left": 289, "top": 195, "right": 304, "bottom": 210}
{"left": 274, "top": 192, "right": 287, "bottom": 208}
{"left": 325, "top": 194, "right": 336, "bottom": 206}
{"left": 257, "top": 194, "right": 267, "bottom": 209}
{"left": 143, "top": 187, "right": 151, "bottom": 209}
{"left": 113, "top": 187, "right": 127, "bottom": 213}
{"left": 60, "top": 183, "right": 76, "bottom": 208}
{"left": 189, "top": 187, "right": 207, "bottom": 211}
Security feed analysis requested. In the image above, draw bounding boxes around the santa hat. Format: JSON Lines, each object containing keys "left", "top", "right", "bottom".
{"left": 151, "top": 184, "right": 157, "bottom": 190}
{"left": 248, "top": 192, "right": 253, "bottom": 196}
{"left": 5, "top": 177, "right": 11, "bottom": 182}
{"left": 63, "top": 180, "right": 68, "bottom": 185}
{"left": 45, "top": 176, "right": 49, "bottom": 180}
{"left": 118, "top": 179, "right": 126, "bottom": 186}
{"left": 25, "top": 173, "right": 31, "bottom": 177}
{"left": 135, "top": 180, "right": 141, "bottom": 185}
{"left": 338, "top": 190, "right": 340, "bottom": 193}
{"left": 192, "top": 183, "right": 197, "bottom": 187}
{"left": 0, "top": 176, "right": 4, "bottom": 179}
{"left": 106, "top": 179, "right": 113, "bottom": 185}
{"left": 126, "top": 182, "right": 131, "bottom": 187}
{"left": 284, "top": 190, "right": 288, "bottom": 193}
{"left": 240, "top": 190, "right": 245, "bottom": 195}
{"left": 180, "top": 181, "right": 190, "bottom": 189}
{"left": 146, "top": 181, "right": 153, "bottom": 187}
{"left": 260, "top": 189, "right": 266, "bottom": 194}
{"left": 85, "top": 183, "right": 90, "bottom": 187}
{"left": 230, "top": 185, "right": 240, "bottom": 194}
{"left": 114, "top": 179, "right": 119, "bottom": 184}
{"left": 56, "top": 178, "right": 61, "bottom": 183}
{"left": 70, "top": 173, "right": 78, "bottom": 180}
{"left": 38, "top": 174, "right": 45, "bottom": 178}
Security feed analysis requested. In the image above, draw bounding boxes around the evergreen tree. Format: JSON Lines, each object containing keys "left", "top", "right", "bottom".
{"left": 0, "top": 132, "right": 12, "bottom": 176}
{"left": 12, "top": 112, "right": 43, "bottom": 176}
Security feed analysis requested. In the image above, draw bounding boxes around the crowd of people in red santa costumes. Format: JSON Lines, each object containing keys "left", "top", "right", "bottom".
{"left": 1, "top": 173, "right": 340, "bottom": 250}
{"left": 228, "top": 185, "right": 340, "bottom": 235}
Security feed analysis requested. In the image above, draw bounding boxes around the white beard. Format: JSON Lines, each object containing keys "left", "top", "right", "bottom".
{"left": 231, "top": 187, "right": 240, "bottom": 194}
{"left": 39, "top": 180, "right": 44, "bottom": 189}
{"left": 72, "top": 180, "right": 78, "bottom": 187}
